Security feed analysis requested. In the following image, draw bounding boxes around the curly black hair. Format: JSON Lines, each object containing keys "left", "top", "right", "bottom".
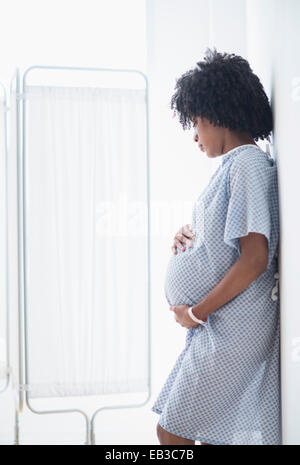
{"left": 170, "top": 47, "right": 273, "bottom": 142}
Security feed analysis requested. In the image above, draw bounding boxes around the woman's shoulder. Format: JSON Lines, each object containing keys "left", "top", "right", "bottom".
{"left": 230, "top": 145, "right": 276, "bottom": 175}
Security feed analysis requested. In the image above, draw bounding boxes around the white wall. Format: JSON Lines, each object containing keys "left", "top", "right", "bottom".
{"left": 0, "top": 0, "right": 147, "bottom": 86}
{"left": 271, "top": 0, "right": 300, "bottom": 446}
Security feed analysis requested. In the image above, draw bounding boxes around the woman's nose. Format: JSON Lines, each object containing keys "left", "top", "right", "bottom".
{"left": 193, "top": 128, "right": 198, "bottom": 142}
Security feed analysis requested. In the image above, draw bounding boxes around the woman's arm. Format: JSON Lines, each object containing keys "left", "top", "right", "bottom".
{"left": 192, "top": 232, "right": 268, "bottom": 321}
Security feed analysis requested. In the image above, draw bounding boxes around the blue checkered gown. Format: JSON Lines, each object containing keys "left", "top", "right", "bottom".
{"left": 151, "top": 144, "right": 281, "bottom": 445}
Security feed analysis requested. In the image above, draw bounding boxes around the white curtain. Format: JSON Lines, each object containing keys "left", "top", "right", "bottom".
{"left": 23, "top": 85, "right": 149, "bottom": 398}
{"left": 0, "top": 98, "right": 8, "bottom": 386}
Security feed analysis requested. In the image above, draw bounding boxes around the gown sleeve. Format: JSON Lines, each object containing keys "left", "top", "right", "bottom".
{"left": 223, "top": 152, "right": 280, "bottom": 269}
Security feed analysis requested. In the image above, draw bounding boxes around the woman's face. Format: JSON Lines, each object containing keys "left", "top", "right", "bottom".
{"left": 193, "top": 116, "right": 225, "bottom": 158}
{"left": 193, "top": 116, "right": 257, "bottom": 157}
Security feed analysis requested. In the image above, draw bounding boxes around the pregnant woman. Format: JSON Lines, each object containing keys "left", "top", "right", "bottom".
{"left": 151, "top": 48, "right": 281, "bottom": 445}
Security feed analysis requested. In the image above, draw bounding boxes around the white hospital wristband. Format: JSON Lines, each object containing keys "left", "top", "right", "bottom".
{"left": 187, "top": 306, "right": 206, "bottom": 326}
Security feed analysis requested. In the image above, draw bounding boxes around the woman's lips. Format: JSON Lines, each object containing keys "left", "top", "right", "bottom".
{"left": 199, "top": 144, "right": 205, "bottom": 152}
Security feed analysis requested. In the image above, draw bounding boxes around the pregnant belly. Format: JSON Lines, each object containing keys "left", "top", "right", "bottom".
{"left": 164, "top": 245, "right": 216, "bottom": 306}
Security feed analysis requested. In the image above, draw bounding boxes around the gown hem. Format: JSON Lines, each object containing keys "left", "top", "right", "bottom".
{"left": 152, "top": 406, "right": 231, "bottom": 445}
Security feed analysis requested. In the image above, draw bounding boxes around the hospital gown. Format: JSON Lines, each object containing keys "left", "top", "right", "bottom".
{"left": 151, "top": 144, "right": 281, "bottom": 445}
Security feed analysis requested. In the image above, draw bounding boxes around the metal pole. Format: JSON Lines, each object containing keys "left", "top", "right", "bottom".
{"left": 0, "top": 82, "right": 10, "bottom": 396}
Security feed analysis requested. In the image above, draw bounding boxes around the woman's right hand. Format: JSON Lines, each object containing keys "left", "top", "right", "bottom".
{"left": 171, "top": 224, "right": 195, "bottom": 254}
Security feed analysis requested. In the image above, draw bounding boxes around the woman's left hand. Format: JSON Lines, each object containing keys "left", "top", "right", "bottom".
{"left": 170, "top": 305, "right": 199, "bottom": 329}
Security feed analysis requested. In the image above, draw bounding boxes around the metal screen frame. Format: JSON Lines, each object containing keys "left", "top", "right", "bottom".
{"left": 0, "top": 82, "right": 10, "bottom": 396}
{"left": 16, "top": 65, "right": 151, "bottom": 444}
